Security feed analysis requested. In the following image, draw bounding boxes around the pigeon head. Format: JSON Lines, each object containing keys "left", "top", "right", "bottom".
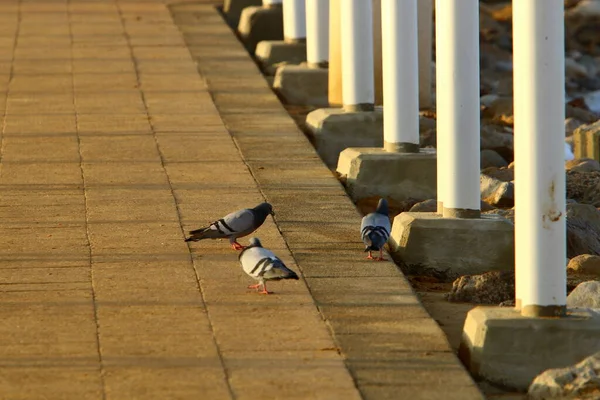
{"left": 248, "top": 237, "right": 263, "bottom": 248}
{"left": 375, "top": 198, "right": 389, "bottom": 216}
{"left": 254, "top": 202, "right": 274, "bottom": 217}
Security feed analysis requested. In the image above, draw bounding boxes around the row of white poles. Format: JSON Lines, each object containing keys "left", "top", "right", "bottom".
{"left": 274, "top": 0, "right": 567, "bottom": 316}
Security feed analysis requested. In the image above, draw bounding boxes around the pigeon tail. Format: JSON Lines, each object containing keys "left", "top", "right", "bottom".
{"left": 185, "top": 226, "right": 221, "bottom": 242}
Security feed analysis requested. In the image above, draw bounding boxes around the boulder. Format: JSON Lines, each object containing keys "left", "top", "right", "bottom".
{"left": 480, "top": 168, "right": 514, "bottom": 208}
{"left": 446, "top": 270, "right": 514, "bottom": 304}
{"left": 567, "top": 280, "right": 600, "bottom": 308}
{"left": 566, "top": 171, "right": 600, "bottom": 203}
{"left": 529, "top": 351, "right": 600, "bottom": 400}
{"left": 480, "top": 149, "right": 508, "bottom": 169}
{"left": 566, "top": 203, "right": 600, "bottom": 258}
{"left": 409, "top": 199, "right": 437, "bottom": 213}
{"left": 568, "top": 254, "right": 600, "bottom": 275}
{"left": 565, "top": 117, "right": 585, "bottom": 136}
{"left": 566, "top": 158, "right": 600, "bottom": 173}
{"left": 480, "top": 124, "right": 514, "bottom": 150}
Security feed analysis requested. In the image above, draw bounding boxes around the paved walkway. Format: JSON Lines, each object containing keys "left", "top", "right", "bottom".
{"left": 0, "top": 0, "right": 483, "bottom": 399}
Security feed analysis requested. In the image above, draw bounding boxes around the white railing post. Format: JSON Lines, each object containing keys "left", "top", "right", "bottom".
{"left": 381, "top": 0, "right": 419, "bottom": 153}
{"left": 305, "top": 0, "right": 329, "bottom": 68}
{"left": 435, "top": 0, "right": 481, "bottom": 218}
{"left": 340, "top": 0, "right": 374, "bottom": 112}
{"left": 513, "top": 0, "right": 567, "bottom": 317}
{"left": 283, "top": 0, "right": 306, "bottom": 42}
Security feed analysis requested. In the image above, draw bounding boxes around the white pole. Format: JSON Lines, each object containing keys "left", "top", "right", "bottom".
{"left": 340, "top": 0, "right": 374, "bottom": 111}
{"left": 417, "top": 0, "right": 433, "bottom": 109}
{"left": 263, "top": 0, "right": 282, "bottom": 5}
{"left": 513, "top": 0, "right": 566, "bottom": 317}
{"left": 382, "top": 0, "right": 419, "bottom": 153}
{"left": 305, "top": 0, "right": 329, "bottom": 68}
{"left": 435, "top": 0, "right": 481, "bottom": 218}
{"left": 283, "top": 0, "right": 306, "bottom": 42}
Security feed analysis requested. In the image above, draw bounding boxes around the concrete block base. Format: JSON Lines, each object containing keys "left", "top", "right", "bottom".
{"left": 389, "top": 212, "right": 514, "bottom": 275}
{"left": 305, "top": 107, "right": 383, "bottom": 168}
{"left": 272, "top": 63, "right": 328, "bottom": 107}
{"left": 255, "top": 40, "right": 307, "bottom": 74}
{"left": 337, "top": 147, "right": 437, "bottom": 202}
{"left": 223, "top": 0, "right": 261, "bottom": 28}
{"left": 459, "top": 306, "right": 600, "bottom": 391}
{"left": 573, "top": 122, "right": 600, "bottom": 161}
{"left": 237, "top": 5, "right": 283, "bottom": 54}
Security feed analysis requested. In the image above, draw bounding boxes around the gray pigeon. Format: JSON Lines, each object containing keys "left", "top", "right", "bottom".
{"left": 185, "top": 203, "right": 274, "bottom": 250}
{"left": 360, "top": 198, "right": 391, "bottom": 261}
{"left": 238, "top": 237, "right": 299, "bottom": 294}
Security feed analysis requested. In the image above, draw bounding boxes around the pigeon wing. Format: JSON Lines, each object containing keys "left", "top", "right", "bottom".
{"left": 239, "top": 247, "right": 277, "bottom": 279}
{"left": 361, "top": 212, "right": 391, "bottom": 246}
{"left": 216, "top": 208, "right": 255, "bottom": 237}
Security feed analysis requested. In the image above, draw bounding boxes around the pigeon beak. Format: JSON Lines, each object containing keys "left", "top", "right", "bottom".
{"left": 270, "top": 210, "right": 275, "bottom": 216}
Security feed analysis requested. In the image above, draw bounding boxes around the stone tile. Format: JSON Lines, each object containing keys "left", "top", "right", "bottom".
{"left": 4, "top": 114, "right": 77, "bottom": 135}
{"left": 79, "top": 135, "right": 160, "bottom": 162}
{"left": 0, "top": 162, "right": 83, "bottom": 185}
{"left": 76, "top": 113, "right": 152, "bottom": 134}
{"left": 2, "top": 136, "right": 80, "bottom": 162}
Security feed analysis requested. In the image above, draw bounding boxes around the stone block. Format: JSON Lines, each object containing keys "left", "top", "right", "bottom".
{"left": 388, "top": 212, "right": 514, "bottom": 275}
{"left": 305, "top": 107, "right": 383, "bottom": 168}
{"left": 272, "top": 64, "right": 328, "bottom": 107}
{"left": 337, "top": 147, "right": 437, "bottom": 202}
{"left": 459, "top": 306, "right": 600, "bottom": 391}
{"left": 255, "top": 40, "right": 307, "bottom": 74}
{"left": 223, "top": 0, "right": 262, "bottom": 28}
{"left": 237, "top": 5, "right": 283, "bottom": 54}
{"left": 573, "top": 120, "right": 600, "bottom": 161}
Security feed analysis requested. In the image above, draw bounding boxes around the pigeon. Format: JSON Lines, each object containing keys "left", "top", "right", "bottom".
{"left": 238, "top": 237, "right": 299, "bottom": 294}
{"left": 360, "top": 198, "right": 391, "bottom": 261}
{"left": 184, "top": 202, "right": 274, "bottom": 250}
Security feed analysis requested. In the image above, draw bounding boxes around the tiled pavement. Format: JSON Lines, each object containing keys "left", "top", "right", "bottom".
{"left": 0, "top": 1, "right": 484, "bottom": 399}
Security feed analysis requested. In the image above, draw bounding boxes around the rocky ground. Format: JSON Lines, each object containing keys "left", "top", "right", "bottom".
{"left": 271, "top": 1, "right": 600, "bottom": 398}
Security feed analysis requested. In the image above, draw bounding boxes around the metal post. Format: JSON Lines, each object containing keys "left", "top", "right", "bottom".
{"left": 305, "top": 0, "right": 329, "bottom": 68}
{"left": 382, "top": 0, "right": 419, "bottom": 153}
{"left": 283, "top": 0, "right": 306, "bottom": 43}
{"left": 340, "top": 0, "right": 374, "bottom": 112}
{"left": 513, "top": 0, "right": 567, "bottom": 317}
{"left": 435, "top": 0, "right": 481, "bottom": 218}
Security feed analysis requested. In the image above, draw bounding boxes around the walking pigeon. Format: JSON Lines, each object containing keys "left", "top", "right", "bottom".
{"left": 238, "top": 238, "right": 299, "bottom": 294}
{"left": 360, "top": 198, "right": 391, "bottom": 261}
{"left": 184, "top": 203, "right": 274, "bottom": 250}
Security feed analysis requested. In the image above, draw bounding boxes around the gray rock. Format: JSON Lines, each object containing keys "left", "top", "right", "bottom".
{"left": 567, "top": 281, "right": 600, "bottom": 308}
{"left": 528, "top": 351, "right": 600, "bottom": 400}
{"left": 565, "top": 117, "right": 585, "bottom": 136}
{"left": 480, "top": 173, "right": 514, "bottom": 208}
{"left": 481, "top": 125, "right": 514, "bottom": 150}
{"left": 483, "top": 208, "right": 515, "bottom": 223}
{"left": 566, "top": 158, "right": 600, "bottom": 173}
{"left": 566, "top": 57, "right": 590, "bottom": 79}
{"left": 568, "top": 254, "right": 600, "bottom": 276}
{"left": 447, "top": 271, "right": 514, "bottom": 304}
{"left": 482, "top": 96, "right": 514, "bottom": 125}
{"left": 409, "top": 199, "right": 437, "bottom": 213}
{"left": 480, "top": 149, "right": 508, "bottom": 169}
{"left": 566, "top": 203, "right": 600, "bottom": 258}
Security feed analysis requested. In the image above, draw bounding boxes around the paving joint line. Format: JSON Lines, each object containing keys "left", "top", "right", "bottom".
{"left": 116, "top": 3, "right": 237, "bottom": 399}
{"left": 67, "top": 1, "right": 108, "bottom": 398}
{"left": 0, "top": 0, "right": 22, "bottom": 180}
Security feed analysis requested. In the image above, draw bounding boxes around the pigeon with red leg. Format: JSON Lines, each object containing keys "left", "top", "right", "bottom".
{"left": 360, "top": 198, "right": 391, "bottom": 261}
{"left": 184, "top": 202, "right": 274, "bottom": 250}
{"left": 239, "top": 237, "right": 299, "bottom": 294}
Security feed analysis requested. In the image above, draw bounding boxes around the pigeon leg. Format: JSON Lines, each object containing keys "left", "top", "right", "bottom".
{"left": 247, "top": 283, "right": 262, "bottom": 290}
{"left": 375, "top": 249, "right": 387, "bottom": 261}
{"left": 367, "top": 251, "right": 374, "bottom": 260}
{"left": 231, "top": 241, "right": 244, "bottom": 250}
{"left": 259, "top": 282, "right": 272, "bottom": 295}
